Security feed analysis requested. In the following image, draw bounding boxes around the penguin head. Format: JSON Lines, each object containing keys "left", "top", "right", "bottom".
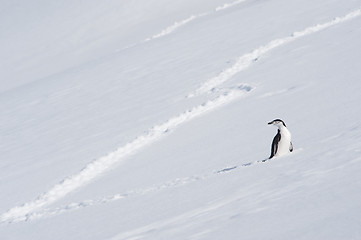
{"left": 268, "top": 119, "right": 286, "bottom": 127}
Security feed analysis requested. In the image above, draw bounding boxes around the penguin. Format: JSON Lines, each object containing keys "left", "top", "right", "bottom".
{"left": 268, "top": 119, "right": 293, "bottom": 159}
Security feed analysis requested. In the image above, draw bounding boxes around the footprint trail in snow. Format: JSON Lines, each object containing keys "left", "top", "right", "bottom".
{"left": 1, "top": 6, "right": 360, "bottom": 224}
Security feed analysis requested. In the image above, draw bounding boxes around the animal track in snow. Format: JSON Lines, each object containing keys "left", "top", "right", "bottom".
{"left": 22, "top": 176, "right": 205, "bottom": 222}
{"left": 6, "top": 147, "right": 304, "bottom": 222}
{"left": 2, "top": 7, "right": 360, "bottom": 224}
{"left": 145, "top": 0, "right": 248, "bottom": 41}
{"left": 189, "top": 8, "right": 361, "bottom": 97}
{"left": 115, "top": 0, "right": 249, "bottom": 52}
{"left": 0, "top": 85, "right": 253, "bottom": 223}
{"left": 18, "top": 160, "right": 253, "bottom": 222}
{"left": 215, "top": 0, "right": 248, "bottom": 11}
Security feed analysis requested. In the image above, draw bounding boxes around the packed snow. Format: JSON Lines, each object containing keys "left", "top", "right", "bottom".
{"left": 1, "top": 0, "right": 361, "bottom": 239}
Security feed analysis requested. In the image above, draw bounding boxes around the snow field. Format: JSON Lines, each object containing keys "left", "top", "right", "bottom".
{"left": 1, "top": 0, "right": 361, "bottom": 239}
{"left": 3, "top": 5, "right": 360, "bottom": 223}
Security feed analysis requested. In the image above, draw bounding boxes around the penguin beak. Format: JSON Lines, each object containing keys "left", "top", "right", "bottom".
{"left": 268, "top": 121, "right": 273, "bottom": 125}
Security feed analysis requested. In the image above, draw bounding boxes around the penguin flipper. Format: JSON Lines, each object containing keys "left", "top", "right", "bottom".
{"left": 269, "top": 130, "right": 281, "bottom": 159}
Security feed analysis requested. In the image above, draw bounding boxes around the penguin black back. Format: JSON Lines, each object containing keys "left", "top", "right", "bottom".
{"left": 268, "top": 119, "right": 293, "bottom": 159}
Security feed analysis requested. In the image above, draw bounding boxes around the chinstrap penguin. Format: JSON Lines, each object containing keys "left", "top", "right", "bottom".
{"left": 268, "top": 119, "right": 293, "bottom": 159}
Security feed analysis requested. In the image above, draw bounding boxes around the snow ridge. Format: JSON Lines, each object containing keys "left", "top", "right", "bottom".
{"left": 189, "top": 8, "right": 361, "bottom": 97}
{"left": 146, "top": 0, "right": 247, "bottom": 41}
{"left": 0, "top": 85, "right": 252, "bottom": 223}
{"left": 215, "top": 0, "right": 247, "bottom": 11}
{"left": 146, "top": 15, "right": 201, "bottom": 41}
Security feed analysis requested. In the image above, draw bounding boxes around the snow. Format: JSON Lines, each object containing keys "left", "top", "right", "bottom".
{"left": 1, "top": 0, "right": 361, "bottom": 239}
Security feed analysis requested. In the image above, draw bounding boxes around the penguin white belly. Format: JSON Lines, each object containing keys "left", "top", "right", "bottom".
{"left": 275, "top": 130, "right": 291, "bottom": 157}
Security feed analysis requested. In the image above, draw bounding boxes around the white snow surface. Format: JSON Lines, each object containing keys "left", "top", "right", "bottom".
{"left": 1, "top": 0, "right": 361, "bottom": 239}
